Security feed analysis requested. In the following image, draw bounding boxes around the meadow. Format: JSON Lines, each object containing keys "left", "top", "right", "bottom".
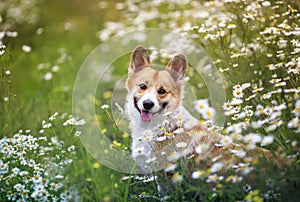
{"left": 1, "top": 0, "right": 300, "bottom": 201}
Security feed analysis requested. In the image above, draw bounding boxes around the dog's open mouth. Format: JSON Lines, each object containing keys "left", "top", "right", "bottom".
{"left": 140, "top": 110, "right": 152, "bottom": 122}
{"left": 134, "top": 97, "right": 153, "bottom": 122}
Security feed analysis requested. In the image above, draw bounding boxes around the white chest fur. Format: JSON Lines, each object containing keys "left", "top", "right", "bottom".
{"left": 125, "top": 94, "right": 198, "bottom": 173}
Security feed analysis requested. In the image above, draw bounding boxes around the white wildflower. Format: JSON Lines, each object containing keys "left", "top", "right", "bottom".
{"left": 243, "top": 133, "right": 262, "bottom": 150}
{"left": 74, "top": 131, "right": 82, "bottom": 136}
{"left": 227, "top": 23, "right": 236, "bottom": 29}
{"left": 42, "top": 121, "right": 52, "bottom": 129}
{"left": 164, "top": 163, "right": 177, "bottom": 172}
{"left": 202, "top": 107, "right": 216, "bottom": 120}
{"left": 167, "top": 151, "right": 182, "bottom": 162}
{"left": 49, "top": 112, "right": 59, "bottom": 121}
{"left": 210, "top": 162, "right": 224, "bottom": 173}
{"left": 100, "top": 104, "right": 109, "bottom": 109}
{"left": 191, "top": 170, "right": 206, "bottom": 179}
{"left": 261, "top": 135, "right": 274, "bottom": 146}
{"left": 233, "top": 88, "right": 244, "bottom": 98}
{"left": 206, "top": 174, "right": 219, "bottom": 183}
{"left": 32, "top": 175, "right": 42, "bottom": 184}
{"left": 230, "top": 149, "right": 246, "bottom": 158}
{"left": 222, "top": 102, "right": 233, "bottom": 111}
{"left": 173, "top": 128, "right": 184, "bottom": 134}
{"left": 231, "top": 98, "right": 243, "bottom": 105}
{"left": 55, "top": 174, "right": 64, "bottom": 179}
{"left": 52, "top": 65, "right": 59, "bottom": 72}
{"left": 220, "top": 135, "right": 233, "bottom": 147}
{"left": 195, "top": 99, "right": 209, "bottom": 114}
{"left": 44, "top": 72, "right": 53, "bottom": 81}
{"left": 171, "top": 173, "right": 183, "bottom": 183}
{"left": 156, "top": 136, "right": 166, "bottom": 142}
{"left": 22, "top": 45, "right": 32, "bottom": 53}
{"left": 195, "top": 144, "right": 209, "bottom": 154}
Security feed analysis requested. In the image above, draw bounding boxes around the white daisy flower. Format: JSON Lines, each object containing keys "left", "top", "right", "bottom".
{"left": 222, "top": 102, "right": 233, "bottom": 111}
{"left": 22, "top": 45, "right": 32, "bottom": 53}
{"left": 233, "top": 88, "right": 244, "bottom": 98}
{"left": 210, "top": 162, "right": 224, "bottom": 173}
{"left": 220, "top": 135, "right": 233, "bottom": 147}
{"left": 261, "top": 135, "right": 274, "bottom": 146}
{"left": 195, "top": 99, "right": 209, "bottom": 114}
{"left": 100, "top": 104, "right": 109, "bottom": 109}
{"left": 191, "top": 170, "right": 206, "bottom": 179}
{"left": 202, "top": 107, "right": 216, "bottom": 120}
{"left": 171, "top": 173, "right": 183, "bottom": 183}
{"left": 164, "top": 163, "right": 177, "bottom": 172}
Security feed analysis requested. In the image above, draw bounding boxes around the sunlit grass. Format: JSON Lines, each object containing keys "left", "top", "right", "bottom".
{"left": 1, "top": 0, "right": 124, "bottom": 201}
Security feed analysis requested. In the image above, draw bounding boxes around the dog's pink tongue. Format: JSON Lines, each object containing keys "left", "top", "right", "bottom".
{"left": 141, "top": 111, "right": 152, "bottom": 122}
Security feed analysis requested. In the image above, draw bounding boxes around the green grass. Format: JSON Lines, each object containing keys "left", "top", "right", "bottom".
{"left": 1, "top": 0, "right": 300, "bottom": 201}
{"left": 1, "top": 0, "right": 125, "bottom": 201}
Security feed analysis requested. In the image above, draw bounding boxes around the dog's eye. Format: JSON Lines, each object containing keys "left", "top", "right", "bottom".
{"left": 158, "top": 88, "right": 166, "bottom": 95}
{"left": 139, "top": 84, "right": 147, "bottom": 90}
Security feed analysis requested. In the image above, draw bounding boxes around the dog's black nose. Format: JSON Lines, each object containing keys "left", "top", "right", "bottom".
{"left": 143, "top": 100, "right": 154, "bottom": 110}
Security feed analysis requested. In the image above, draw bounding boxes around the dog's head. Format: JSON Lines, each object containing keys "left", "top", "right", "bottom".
{"left": 126, "top": 45, "right": 187, "bottom": 122}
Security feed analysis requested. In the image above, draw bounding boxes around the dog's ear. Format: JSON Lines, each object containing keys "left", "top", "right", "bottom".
{"left": 129, "top": 45, "right": 150, "bottom": 74}
{"left": 166, "top": 54, "right": 187, "bottom": 80}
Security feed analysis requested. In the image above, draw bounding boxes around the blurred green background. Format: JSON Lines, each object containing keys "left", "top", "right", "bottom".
{"left": 1, "top": 0, "right": 123, "bottom": 130}
{"left": 1, "top": 1, "right": 127, "bottom": 201}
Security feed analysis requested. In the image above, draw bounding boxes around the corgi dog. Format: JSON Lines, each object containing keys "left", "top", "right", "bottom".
{"left": 125, "top": 45, "right": 284, "bottom": 174}
{"left": 125, "top": 45, "right": 292, "bottom": 198}
{"left": 125, "top": 46, "right": 290, "bottom": 197}
{"left": 125, "top": 45, "right": 207, "bottom": 173}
